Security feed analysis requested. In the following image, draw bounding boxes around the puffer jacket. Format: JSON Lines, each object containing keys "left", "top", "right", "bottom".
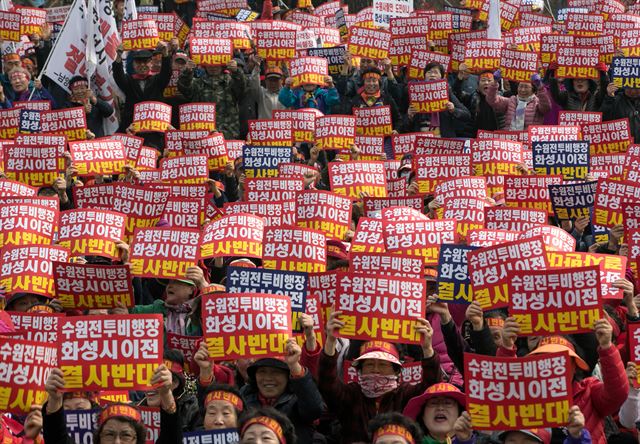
{"left": 600, "top": 91, "right": 640, "bottom": 143}
{"left": 548, "top": 70, "right": 608, "bottom": 112}
{"left": 486, "top": 83, "right": 552, "bottom": 130}
{"left": 498, "top": 344, "right": 628, "bottom": 444}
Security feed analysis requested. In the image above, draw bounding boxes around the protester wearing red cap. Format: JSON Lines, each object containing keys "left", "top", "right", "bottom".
{"left": 318, "top": 310, "right": 441, "bottom": 443}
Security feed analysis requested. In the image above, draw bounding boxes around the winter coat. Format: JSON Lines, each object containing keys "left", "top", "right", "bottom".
{"left": 485, "top": 83, "right": 552, "bottom": 130}
{"left": 350, "top": 89, "right": 403, "bottom": 132}
{"left": 178, "top": 68, "right": 246, "bottom": 140}
{"left": 406, "top": 84, "right": 472, "bottom": 137}
{"left": 548, "top": 70, "right": 608, "bottom": 112}
{"left": 600, "top": 91, "right": 640, "bottom": 143}
{"left": 278, "top": 86, "right": 340, "bottom": 114}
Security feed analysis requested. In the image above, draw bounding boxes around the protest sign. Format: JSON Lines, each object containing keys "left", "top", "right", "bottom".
{"left": 484, "top": 207, "right": 547, "bottom": 232}
{"left": 0, "top": 203, "right": 58, "bottom": 249}
{"left": 532, "top": 141, "right": 589, "bottom": 180}
{"left": 528, "top": 125, "right": 581, "bottom": 143}
{"left": 519, "top": 224, "right": 577, "bottom": 253}
{"left": 18, "top": 109, "right": 41, "bottom": 134}
{"left": 464, "top": 39, "right": 502, "bottom": 72}
{"left": 354, "top": 135, "right": 385, "bottom": 160}
{"left": 58, "top": 314, "right": 163, "bottom": 391}
{"left": 69, "top": 139, "right": 126, "bottom": 176}
{"left": 248, "top": 119, "right": 292, "bottom": 147}
{"left": 504, "top": 175, "right": 563, "bottom": 215}
{"left": 4, "top": 143, "right": 65, "bottom": 187}
{"left": 58, "top": 209, "right": 126, "bottom": 260}
{"left": 0, "top": 337, "right": 57, "bottom": 414}
{"left": 408, "top": 80, "right": 449, "bottom": 113}
{"left": 262, "top": 226, "right": 326, "bottom": 273}
{"left": 130, "top": 228, "right": 200, "bottom": 279}
{"left": 160, "top": 155, "right": 209, "bottom": 184}
{"left": 131, "top": 102, "right": 172, "bottom": 133}
{"left": 415, "top": 137, "right": 466, "bottom": 156}
{"left": 183, "top": 133, "right": 228, "bottom": 171}
{"left": 224, "top": 200, "right": 296, "bottom": 227}
{"left": 549, "top": 180, "right": 597, "bottom": 221}
{"left": 166, "top": 334, "right": 200, "bottom": 375}
{"left": 307, "top": 46, "right": 346, "bottom": 76}
{"left": 201, "top": 214, "right": 263, "bottom": 259}
{"left": 465, "top": 351, "right": 572, "bottom": 430}
{"left": 121, "top": 19, "right": 159, "bottom": 50}
{"left": 54, "top": 262, "right": 134, "bottom": 310}
{"left": 540, "top": 34, "right": 575, "bottom": 67}
{"left": 73, "top": 183, "right": 117, "bottom": 211}
{"left": 467, "top": 229, "right": 521, "bottom": 247}
{"left": 556, "top": 46, "right": 599, "bottom": 79}
{"left": 348, "top": 26, "right": 390, "bottom": 59}
{"left": 591, "top": 153, "right": 626, "bottom": 179}
{"left": 40, "top": 107, "right": 87, "bottom": 141}
{"left": 389, "top": 34, "right": 428, "bottom": 67}
{"left": 0, "top": 11, "right": 21, "bottom": 42}
{"left": 509, "top": 266, "right": 602, "bottom": 334}
{"left": 165, "top": 129, "right": 210, "bottom": 157}
{"left": 273, "top": 109, "right": 320, "bottom": 144}
{"left": 182, "top": 430, "right": 240, "bottom": 444}
{"left": 296, "top": 190, "right": 352, "bottom": 241}
{"left": 315, "top": 115, "right": 356, "bottom": 150}
{"left": 414, "top": 154, "right": 471, "bottom": 194}
{"left": 242, "top": 145, "right": 292, "bottom": 178}
{"left": 64, "top": 409, "right": 97, "bottom": 443}
{"left": 373, "top": 0, "right": 412, "bottom": 27}
{"left": 363, "top": 196, "right": 424, "bottom": 218}
{"left": 10, "top": 312, "right": 60, "bottom": 343}
{"left": 290, "top": 57, "right": 328, "bottom": 87}
{"left": 350, "top": 252, "right": 423, "bottom": 279}
{"left": 354, "top": 106, "right": 392, "bottom": 137}
{"left": 335, "top": 272, "right": 426, "bottom": 343}
{"left": 190, "top": 37, "right": 233, "bottom": 65}
{"left": 408, "top": 49, "right": 452, "bottom": 80}
{"left": 594, "top": 178, "right": 640, "bottom": 227}
{"left": 435, "top": 177, "right": 488, "bottom": 203}
{"left": 0, "top": 108, "right": 19, "bottom": 140}
{"left": 161, "top": 197, "right": 205, "bottom": 229}
{"left": 351, "top": 218, "right": 386, "bottom": 253}
{"left": 112, "top": 184, "right": 169, "bottom": 236}
{"left": 329, "top": 161, "right": 387, "bottom": 198}
{"left": 0, "top": 179, "right": 37, "bottom": 197}
{"left": 255, "top": 29, "right": 296, "bottom": 60}
{"left": 245, "top": 177, "right": 304, "bottom": 202}
{"left": 384, "top": 218, "right": 457, "bottom": 266}
{"left": 0, "top": 244, "right": 68, "bottom": 298}
{"left": 442, "top": 197, "right": 486, "bottom": 237}
{"left": 179, "top": 103, "right": 216, "bottom": 132}
{"left": 500, "top": 48, "right": 539, "bottom": 82}
{"left": 192, "top": 19, "right": 251, "bottom": 49}
{"left": 202, "top": 292, "right": 291, "bottom": 360}
{"left": 582, "top": 118, "right": 632, "bottom": 154}
{"left": 612, "top": 57, "right": 640, "bottom": 89}
{"left": 17, "top": 6, "right": 46, "bottom": 36}
{"left": 558, "top": 111, "right": 603, "bottom": 127}
{"left": 468, "top": 236, "right": 549, "bottom": 310}
{"left": 225, "top": 140, "right": 245, "bottom": 160}
{"left": 566, "top": 11, "right": 604, "bottom": 35}
{"left": 437, "top": 244, "right": 478, "bottom": 304}
{"left": 625, "top": 144, "right": 640, "bottom": 182}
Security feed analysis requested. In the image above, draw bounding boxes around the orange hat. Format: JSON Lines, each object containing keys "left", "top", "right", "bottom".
{"left": 403, "top": 383, "right": 466, "bottom": 419}
{"left": 265, "top": 67, "right": 284, "bottom": 79}
{"left": 3, "top": 53, "right": 19, "bottom": 63}
{"left": 353, "top": 341, "right": 402, "bottom": 368}
{"left": 528, "top": 336, "right": 588, "bottom": 371}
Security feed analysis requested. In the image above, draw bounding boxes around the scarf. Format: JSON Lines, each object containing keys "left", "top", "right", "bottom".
{"left": 423, "top": 435, "right": 452, "bottom": 444}
{"left": 258, "top": 392, "right": 278, "bottom": 407}
{"left": 360, "top": 90, "right": 381, "bottom": 107}
{"left": 164, "top": 302, "right": 192, "bottom": 335}
{"left": 511, "top": 95, "right": 534, "bottom": 130}
{"left": 357, "top": 373, "right": 398, "bottom": 398}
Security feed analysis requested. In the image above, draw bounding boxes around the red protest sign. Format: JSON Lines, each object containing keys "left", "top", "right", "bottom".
{"left": 593, "top": 178, "right": 640, "bottom": 228}
{"left": 389, "top": 34, "right": 428, "bottom": 67}
{"left": 122, "top": 19, "right": 159, "bottom": 50}
{"left": 69, "top": 139, "right": 126, "bottom": 176}
{"left": 383, "top": 218, "right": 457, "bottom": 265}
{"left": 315, "top": 114, "right": 356, "bottom": 150}
{"left": 201, "top": 213, "right": 263, "bottom": 259}
{"left": 348, "top": 26, "right": 390, "bottom": 59}
{"left": 245, "top": 178, "right": 304, "bottom": 202}
{"left": 468, "top": 236, "right": 549, "bottom": 310}
{"left": 161, "top": 197, "right": 205, "bottom": 229}
{"left": 57, "top": 209, "right": 126, "bottom": 260}
{"left": 408, "top": 49, "right": 451, "bottom": 80}
{"left": 179, "top": 103, "right": 216, "bottom": 132}
{"left": 40, "top": 107, "right": 87, "bottom": 141}
{"left": 566, "top": 11, "right": 604, "bottom": 35}
{"left": 114, "top": 185, "right": 169, "bottom": 236}
{"left": 248, "top": 119, "right": 293, "bottom": 147}
{"left": 290, "top": 57, "right": 328, "bottom": 87}
{"left": 435, "top": 176, "right": 488, "bottom": 202}
{"left": 504, "top": 175, "right": 563, "bottom": 215}
{"left": 540, "top": 34, "right": 575, "bottom": 67}
{"left": 442, "top": 197, "right": 486, "bottom": 238}
{"left": 4, "top": 139, "right": 65, "bottom": 187}
{"left": 131, "top": 102, "right": 172, "bottom": 133}
{"left": 10, "top": 312, "right": 61, "bottom": 342}
{"left": 58, "top": 314, "right": 163, "bottom": 391}
{"left": 582, "top": 118, "right": 632, "bottom": 154}
{"left": 263, "top": 226, "right": 326, "bottom": 273}
{"left": 500, "top": 48, "right": 539, "bottom": 82}
{"left": 465, "top": 351, "right": 573, "bottom": 430}
{"left": 350, "top": 252, "right": 423, "bottom": 279}
{"left": 296, "top": 190, "right": 352, "bottom": 241}
{"left": 519, "top": 224, "right": 577, "bottom": 253}
{"left": 255, "top": 29, "right": 296, "bottom": 60}
{"left": 528, "top": 125, "right": 581, "bottom": 143}
{"left": 351, "top": 217, "right": 385, "bottom": 253}
{"left": 354, "top": 106, "right": 392, "bottom": 137}
{"left": 130, "top": 228, "right": 201, "bottom": 279}
{"left": 16, "top": 6, "right": 46, "bottom": 36}
{"left": 355, "top": 135, "right": 385, "bottom": 161}
{"left": 558, "top": 110, "right": 602, "bottom": 126}
{"left": 0, "top": 179, "right": 37, "bottom": 197}
{"left": 165, "top": 129, "right": 210, "bottom": 157}
{"left": 363, "top": 197, "right": 424, "bottom": 218}
{"left": 414, "top": 154, "right": 472, "bottom": 194}
{"left": 202, "top": 293, "right": 291, "bottom": 360}
{"left": 0, "top": 337, "right": 57, "bottom": 414}
{"left": 335, "top": 272, "right": 426, "bottom": 343}
{"left": 166, "top": 334, "right": 201, "bottom": 375}
{"left": 329, "top": 161, "right": 387, "bottom": 198}
{"left": 191, "top": 19, "right": 252, "bottom": 49}
{"left": 0, "top": 244, "right": 69, "bottom": 298}
{"left": 0, "top": 11, "right": 21, "bottom": 42}
{"left": 0, "top": 203, "right": 58, "bottom": 249}
{"left": 0, "top": 108, "right": 19, "bottom": 140}
{"left": 485, "top": 206, "right": 547, "bottom": 232}
{"left": 467, "top": 228, "right": 521, "bottom": 247}
{"left": 408, "top": 80, "right": 449, "bottom": 113}
{"left": 160, "top": 155, "right": 209, "bottom": 184}
{"left": 509, "top": 266, "right": 602, "bottom": 334}
{"left": 273, "top": 109, "right": 320, "bottom": 144}
{"left": 464, "top": 39, "right": 502, "bottom": 72}
{"left": 183, "top": 133, "right": 228, "bottom": 171}
{"left": 190, "top": 37, "right": 233, "bottom": 65}
{"left": 415, "top": 136, "right": 465, "bottom": 155}
{"left": 224, "top": 200, "right": 296, "bottom": 227}
{"left": 556, "top": 46, "right": 599, "bottom": 80}
{"left": 53, "top": 263, "right": 134, "bottom": 310}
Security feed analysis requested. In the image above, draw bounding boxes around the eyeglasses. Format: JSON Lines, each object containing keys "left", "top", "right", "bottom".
{"left": 100, "top": 430, "right": 137, "bottom": 442}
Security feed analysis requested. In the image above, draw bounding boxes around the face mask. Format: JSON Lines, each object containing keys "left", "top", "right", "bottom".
{"left": 357, "top": 373, "right": 399, "bottom": 398}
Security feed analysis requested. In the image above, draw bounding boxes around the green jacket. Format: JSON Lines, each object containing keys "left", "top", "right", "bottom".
{"left": 130, "top": 299, "right": 202, "bottom": 337}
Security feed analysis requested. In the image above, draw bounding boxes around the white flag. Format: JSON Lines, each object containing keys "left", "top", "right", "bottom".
{"left": 487, "top": 0, "right": 501, "bottom": 40}
{"left": 123, "top": 0, "right": 138, "bottom": 22}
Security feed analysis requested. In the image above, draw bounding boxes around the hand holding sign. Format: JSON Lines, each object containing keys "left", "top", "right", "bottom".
{"left": 415, "top": 318, "right": 433, "bottom": 358}
{"left": 567, "top": 406, "right": 586, "bottom": 439}
{"left": 501, "top": 316, "right": 520, "bottom": 349}
{"left": 453, "top": 412, "right": 473, "bottom": 442}
{"left": 324, "top": 307, "right": 344, "bottom": 356}
{"left": 44, "top": 368, "right": 65, "bottom": 414}
{"left": 594, "top": 318, "right": 612, "bottom": 349}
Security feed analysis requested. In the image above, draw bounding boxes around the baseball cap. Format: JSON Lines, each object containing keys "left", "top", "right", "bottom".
{"left": 132, "top": 50, "right": 153, "bottom": 60}
{"left": 498, "top": 429, "right": 551, "bottom": 444}
{"left": 265, "top": 67, "right": 284, "bottom": 79}
{"left": 528, "top": 336, "right": 589, "bottom": 371}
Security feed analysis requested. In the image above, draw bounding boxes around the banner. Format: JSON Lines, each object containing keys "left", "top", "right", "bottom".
{"left": 202, "top": 292, "right": 291, "bottom": 359}
{"left": 54, "top": 262, "right": 133, "bottom": 309}
{"left": 0, "top": 203, "right": 58, "bottom": 249}
{"left": 347, "top": 26, "right": 390, "bottom": 59}
{"left": 224, "top": 200, "right": 296, "bottom": 227}
{"left": 160, "top": 155, "right": 209, "bottom": 184}
{"left": 509, "top": 265, "right": 601, "bottom": 334}
{"left": 329, "top": 161, "right": 387, "bottom": 198}
{"left": 69, "top": 139, "right": 126, "bottom": 176}
{"left": 245, "top": 178, "right": 304, "bottom": 202}
{"left": 290, "top": 57, "right": 328, "bottom": 87}
{"left": 190, "top": 37, "right": 233, "bottom": 65}
{"left": 468, "top": 236, "right": 549, "bottom": 310}
{"left": 437, "top": 244, "right": 478, "bottom": 304}
{"left": 201, "top": 214, "right": 263, "bottom": 259}
{"left": 500, "top": 48, "right": 539, "bottom": 82}
{"left": 242, "top": 145, "right": 292, "bottom": 178}
{"left": 384, "top": 218, "right": 457, "bottom": 265}
{"left": 58, "top": 209, "right": 126, "bottom": 259}
{"left": 40, "top": 107, "right": 87, "bottom": 141}
{"left": 350, "top": 252, "right": 423, "bottom": 278}
{"left": 296, "top": 190, "right": 352, "bottom": 241}
{"left": 0, "top": 337, "right": 57, "bottom": 414}
{"left": 408, "top": 80, "right": 449, "bottom": 113}
{"left": 464, "top": 38, "right": 502, "bottom": 72}
{"left": 179, "top": 103, "right": 216, "bottom": 132}
{"left": 131, "top": 101, "right": 172, "bottom": 133}
{"left": 307, "top": 46, "right": 346, "bottom": 76}
{"left": 315, "top": 115, "right": 356, "bottom": 150}
{"left": 582, "top": 118, "right": 632, "bottom": 154}
{"left": 335, "top": 272, "right": 426, "bottom": 343}
{"left": 255, "top": 29, "right": 296, "bottom": 60}
{"left": 351, "top": 217, "right": 385, "bottom": 253}
{"left": 504, "top": 175, "right": 563, "bottom": 215}
{"left": 485, "top": 207, "right": 547, "bottom": 232}
{"left": 121, "top": 19, "right": 159, "bottom": 50}
{"left": 549, "top": 180, "right": 597, "bottom": 221}
{"left": 465, "top": 351, "right": 572, "bottom": 430}
{"left": 363, "top": 196, "right": 424, "bottom": 218}
{"left": 58, "top": 314, "right": 163, "bottom": 391}
{"left": 130, "top": 228, "right": 200, "bottom": 279}
{"left": 354, "top": 106, "right": 392, "bottom": 137}
{"left": 532, "top": 140, "right": 589, "bottom": 180}
{"left": 0, "top": 244, "right": 69, "bottom": 298}
{"left": 248, "top": 119, "right": 292, "bottom": 147}
{"left": 4, "top": 143, "right": 65, "bottom": 187}
{"left": 414, "top": 154, "right": 471, "bottom": 194}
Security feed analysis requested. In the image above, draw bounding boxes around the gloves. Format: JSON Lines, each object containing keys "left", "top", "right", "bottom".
{"left": 531, "top": 73, "right": 542, "bottom": 88}
{"left": 493, "top": 69, "right": 502, "bottom": 83}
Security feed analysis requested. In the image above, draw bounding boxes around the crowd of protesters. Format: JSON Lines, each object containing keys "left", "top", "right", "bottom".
{"left": 1, "top": 0, "right": 640, "bottom": 443}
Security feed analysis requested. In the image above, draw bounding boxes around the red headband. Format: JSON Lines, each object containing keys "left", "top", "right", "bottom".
{"left": 372, "top": 424, "right": 415, "bottom": 444}
{"left": 241, "top": 417, "right": 286, "bottom": 444}
{"left": 204, "top": 390, "right": 244, "bottom": 411}
{"left": 486, "top": 317, "right": 505, "bottom": 328}
{"left": 362, "top": 72, "right": 381, "bottom": 80}
{"left": 99, "top": 404, "right": 141, "bottom": 425}
{"left": 164, "top": 359, "right": 184, "bottom": 375}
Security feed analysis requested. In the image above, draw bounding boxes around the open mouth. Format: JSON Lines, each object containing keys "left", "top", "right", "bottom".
{"left": 433, "top": 413, "right": 448, "bottom": 423}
